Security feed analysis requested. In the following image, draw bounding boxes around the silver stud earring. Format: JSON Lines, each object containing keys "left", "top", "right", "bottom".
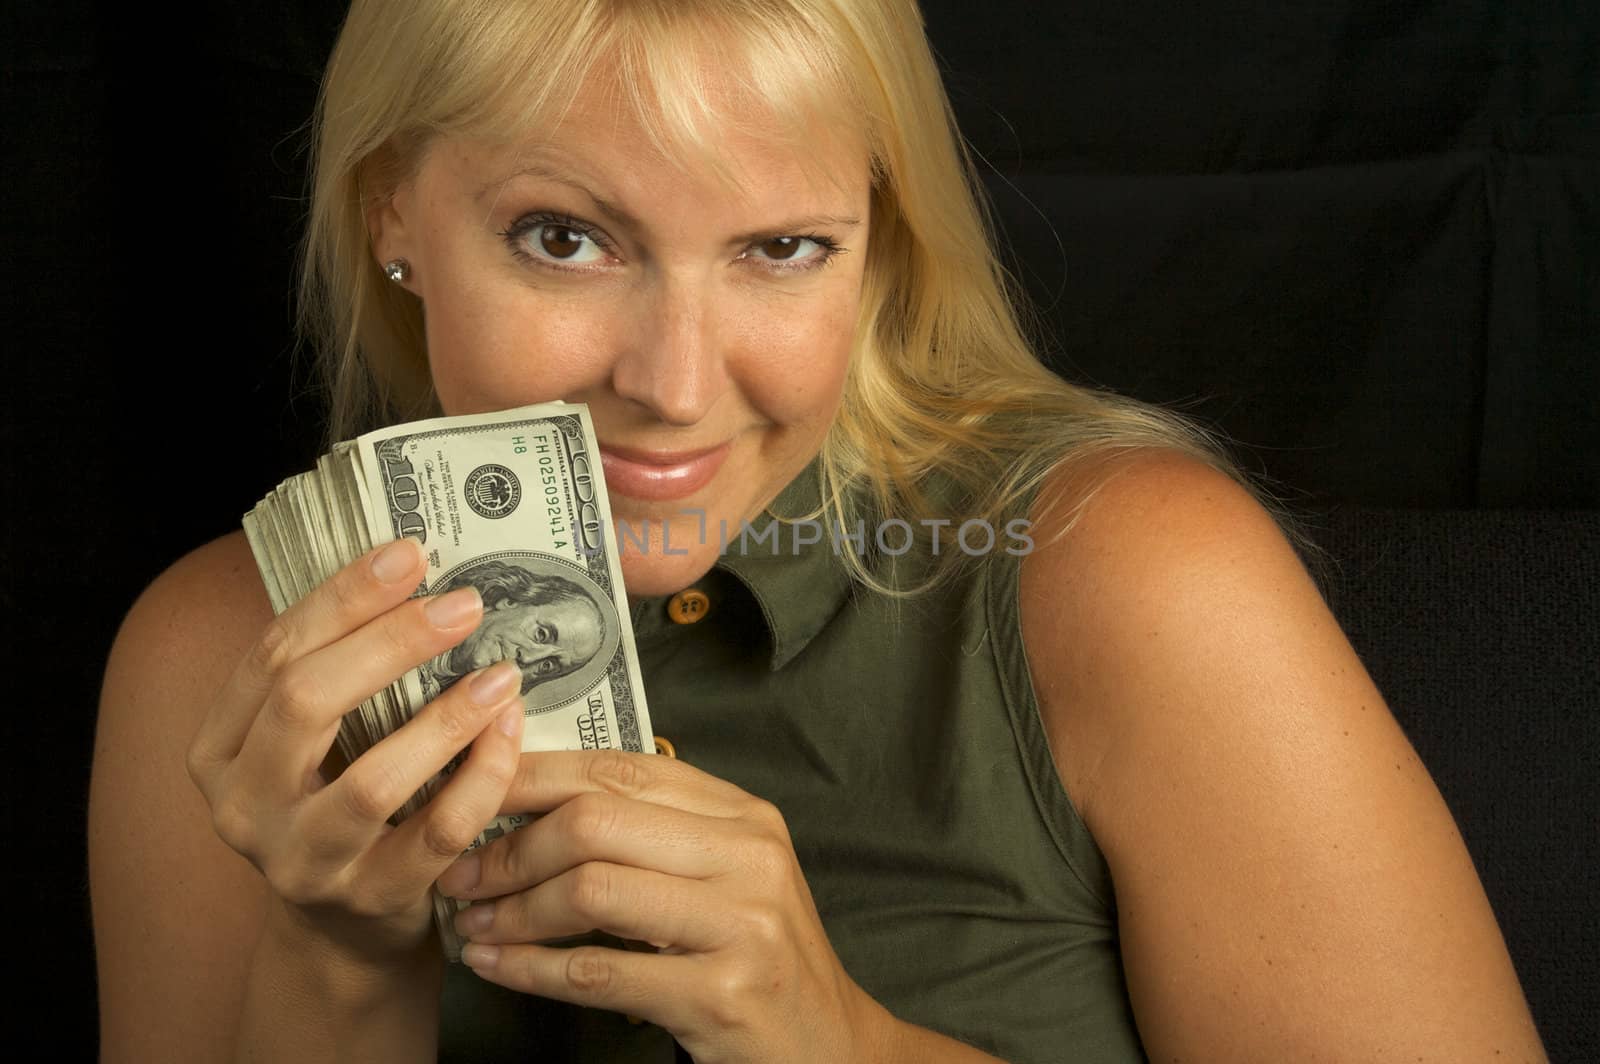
{"left": 383, "top": 258, "right": 410, "bottom": 283}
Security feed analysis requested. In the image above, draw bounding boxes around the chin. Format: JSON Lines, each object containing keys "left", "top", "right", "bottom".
{"left": 618, "top": 548, "right": 720, "bottom": 598}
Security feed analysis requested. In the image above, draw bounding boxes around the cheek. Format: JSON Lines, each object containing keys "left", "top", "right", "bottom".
{"left": 425, "top": 292, "right": 619, "bottom": 415}
{"left": 729, "top": 292, "right": 858, "bottom": 420}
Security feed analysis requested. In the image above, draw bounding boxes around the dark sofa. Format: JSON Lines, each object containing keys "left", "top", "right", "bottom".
{"left": 4, "top": 0, "right": 1593, "bottom": 1059}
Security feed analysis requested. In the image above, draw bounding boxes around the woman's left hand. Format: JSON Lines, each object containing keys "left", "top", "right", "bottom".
{"left": 435, "top": 748, "right": 891, "bottom": 1064}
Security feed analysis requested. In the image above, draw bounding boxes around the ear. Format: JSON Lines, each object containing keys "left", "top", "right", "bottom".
{"left": 365, "top": 175, "right": 419, "bottom": 281}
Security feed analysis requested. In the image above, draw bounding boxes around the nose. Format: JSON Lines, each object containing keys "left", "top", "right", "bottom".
{"left": 609, "top": 277, "right": 728, "bottom": 426}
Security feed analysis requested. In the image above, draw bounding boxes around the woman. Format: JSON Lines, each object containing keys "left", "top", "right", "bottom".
{"left": 88, "top": 1, "right": 1546, "bottom": 1060}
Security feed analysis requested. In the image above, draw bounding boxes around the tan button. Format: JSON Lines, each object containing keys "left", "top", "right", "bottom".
{"left": 666, "top": 588, "right": 710, "bottom": 624}
{"left": 653, "top": 736, "right": 677, "bottom": 759}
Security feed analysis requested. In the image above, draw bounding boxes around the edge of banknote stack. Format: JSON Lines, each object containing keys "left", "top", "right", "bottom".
{"left": 241, "top": 401, "right": 654, "bottom": 962}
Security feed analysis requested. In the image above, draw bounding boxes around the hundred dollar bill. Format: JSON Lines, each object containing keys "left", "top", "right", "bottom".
{"left": 242, "top": 402, "right": 653, "bottom": 961}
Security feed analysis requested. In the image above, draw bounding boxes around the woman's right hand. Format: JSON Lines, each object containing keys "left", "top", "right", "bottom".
{"left": 184, "top": 537, "right": 527, "bottom": 967}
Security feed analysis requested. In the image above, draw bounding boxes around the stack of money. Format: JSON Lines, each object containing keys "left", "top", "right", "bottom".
{"left": 242, "top": 401, "right": 654, "bottom": 960}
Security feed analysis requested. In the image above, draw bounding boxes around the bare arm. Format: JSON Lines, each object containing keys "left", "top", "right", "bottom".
{"left": 91, "top": 533, "right": 289, "bottom": 1061}
{"left": 90, "top": 532, "right": 519, "bottom": 1062}
{"left": 1019, "top": 451, "right": 1548, "bottom": 1061}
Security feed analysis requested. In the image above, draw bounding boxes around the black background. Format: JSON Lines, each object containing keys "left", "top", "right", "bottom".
{"left": 4, "top": 1, "right": 1596, "bottom": 1057}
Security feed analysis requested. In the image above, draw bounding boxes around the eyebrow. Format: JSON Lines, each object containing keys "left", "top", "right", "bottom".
{"left": 476, "top": 160, "right": 862, "bottom": 244}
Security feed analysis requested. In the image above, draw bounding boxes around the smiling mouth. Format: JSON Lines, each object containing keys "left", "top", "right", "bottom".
{"left": 597, "top": 441, "right": 733, "bottom": 502}
{"left": 598, "top": 441, "right": 730, "bottom": 464}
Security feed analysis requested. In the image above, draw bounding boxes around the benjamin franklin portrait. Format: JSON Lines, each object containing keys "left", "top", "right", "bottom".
{"left": 417, "top": 556, "right": 613, "bottom": 708}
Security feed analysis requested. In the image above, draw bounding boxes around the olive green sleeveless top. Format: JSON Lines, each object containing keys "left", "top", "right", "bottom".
{"left": 440, "top": 462, "right": 1148, "bottom": 1062}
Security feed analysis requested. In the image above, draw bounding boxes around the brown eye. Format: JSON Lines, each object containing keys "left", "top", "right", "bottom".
{"left": 539, "top": 226, "right": 587, "bottom": 260}
{"left": 760, "top": 236, "right": 803, "bottom": 261}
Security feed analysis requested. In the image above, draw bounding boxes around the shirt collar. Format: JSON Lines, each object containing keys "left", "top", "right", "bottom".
{"left": 713, "top": 458, "right": 857, "bottom": 671}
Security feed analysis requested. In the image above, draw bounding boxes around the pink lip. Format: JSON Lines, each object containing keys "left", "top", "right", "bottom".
{"left": 598, "top": 441, "right": 731, "bottom": 502}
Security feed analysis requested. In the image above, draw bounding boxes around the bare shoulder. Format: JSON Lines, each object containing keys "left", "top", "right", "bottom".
{"left": 91, "top": 530, "right": 275, "bottom": 1062}
{"left": 96, "top": 529, "right": 273, "bottom": 800}
{"left": 108, "top": 529, "right": 272, "bottom": 671}
{"left": 1017, "top": 448, "right": 1546, "bottom": 1060}
{"left": 1015, "top": 447, "right": 1322, "bottom": 833}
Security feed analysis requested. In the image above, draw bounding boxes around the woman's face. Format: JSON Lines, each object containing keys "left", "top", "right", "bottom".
{"left": 369, "top": 75, "right": 872, "bottom": 598}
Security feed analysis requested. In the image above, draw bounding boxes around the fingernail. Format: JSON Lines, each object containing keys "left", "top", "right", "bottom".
{"left": 372, "top": 538, "right": 421, "bottom": 583}
{"left": 454, "top": 900, "right": 495, "bottom": 937}
{"left": 462, "top": 943, "right": 499, "bottom": 971}
{"left": 469, "top": 661, "right": 519, "bottom": 705}
{"left": 498, "top": 700, "right": 525, "bottom": 736}
{"left": 438, "top": 853, "right": 481, "bottom": 897}
{"left": 425, "top": 586, "right": 481, "bottom": 628}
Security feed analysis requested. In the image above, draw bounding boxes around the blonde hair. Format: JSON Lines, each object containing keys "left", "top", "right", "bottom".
{"left": 297, "top": 0, "right": 1330, "bottom": 596}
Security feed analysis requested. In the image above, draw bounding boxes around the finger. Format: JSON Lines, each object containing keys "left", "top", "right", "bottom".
{"left": 305, "top": 661, "right": 525, "bottom": 868}
{"left": 189, "top": 538, "right": 428, "bottom": 786}
{"left": 366, "top": 699, "right": 526, "bottom": 895}
{"left": 442, "top": 791, "right": 737, "bottom": 900}
{"left": 500, "top": 748, "right": 756, "bottom": 821}
{"left": 454, "top": 861, "right": 726, "bottom": 953}
{"left": 461, "top": 941, "right": 700, "bottom": 1031}
{"left": 234, "top": 581, "right": 486, "bottom": 796}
